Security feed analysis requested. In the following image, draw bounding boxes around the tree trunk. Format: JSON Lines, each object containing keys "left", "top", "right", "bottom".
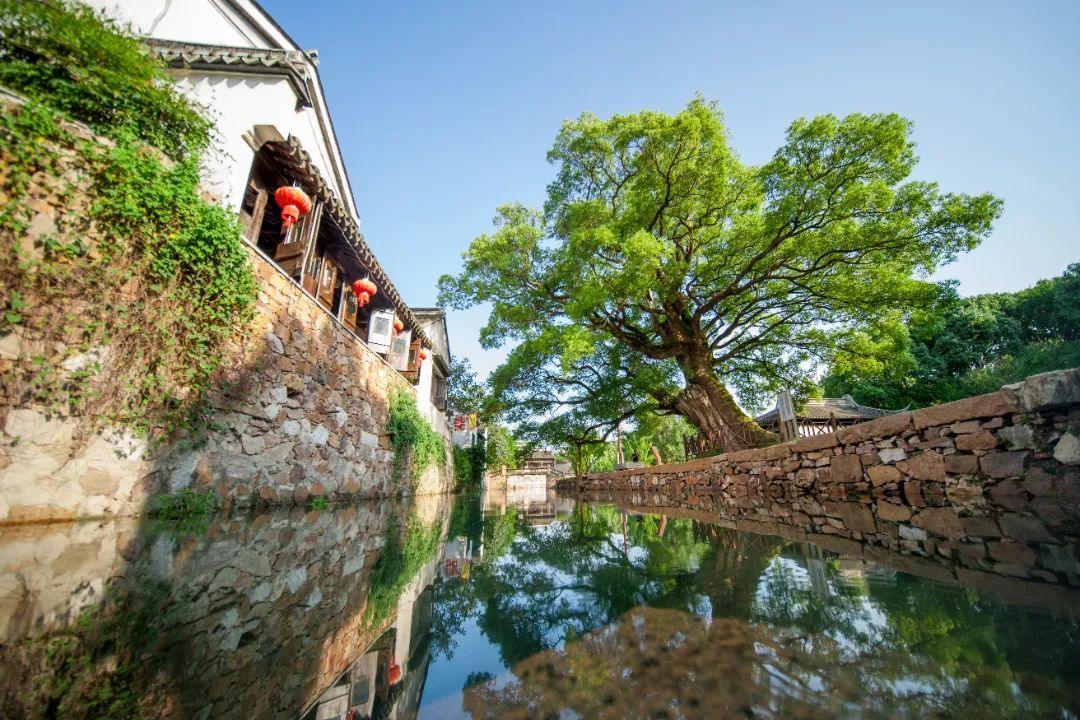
{"left": 672, "top": 357, "right": 776, "bottom": 451}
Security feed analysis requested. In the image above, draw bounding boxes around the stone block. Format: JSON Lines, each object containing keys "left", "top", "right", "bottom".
{"left": 955, "top": 431, "right": 998, "bottom": 452}
{"left": 911, "top": 391, "right": 1019, "bottom": 430}
{"left": 241, "top": 434, "right": 265, "bottom": 455}
{"left": 949, "top": 420, "right": 983, "bottom": 434}
{"left": 78, "top": 468, "right": 120, "bottom": 497}
{"left": 876, "top": 500, "right": 912, "bottom": 522}
{"left": 899, "top": 525, "right": 928, "bottom": 541}
{"left": 835, "top": 411, "right": 913, "bottom": 444}
{"left": 878, "top": 447, "right": 907, "bottom": 464}
{"left": 943, "top": 454, "right": 979, "bottom": 475}
{"left": 997, "top": 424, "right": 1035, "bottom": 451}
{"left": 987, "top": 541, "right": 1036, "bottom": 565}
{"left": 961, "top": 516, "right": 1001, "bottom": 538}
{"left": 764, "top": 444, "right": 792, "bottom": 460}
{"left": 792, "top": 433, "right": 839, "bottom": 452}
{"left": 829, "top": 454, "right": 863, "bottom": 484}
{"left": 897, "top": 452, "right": 946, "bottom": 482}
{"left": 912, "top": 507, "right": 965, "bottom": 539}
{"left": 903, "top": 480, "right": 926, "bottom": 507}
{"left": 1010, "top": 368, "right": 1080, "bottom": 412}
{"left": 979, "top": 451, "right": 1029, "bottom": 479}
{"left": 1053, "top": 433, "right": 1080, "bottom": 465}
{"left": 867, "top": 464, "right": 902, "bottom": 487}
{"left": 999, "top": 514, "right": 1055, "bottom": 543}
{"left": 1040, "top": 545, "right": 1080, "bottom": 576}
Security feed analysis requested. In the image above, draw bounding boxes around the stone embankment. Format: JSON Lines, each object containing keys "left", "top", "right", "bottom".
{"left": 560, "top": 369, "right": 1080, "bottom": 590}
{"left": 1, "top": 244, "right": 451, "bottom": 524}
{"left": 0, "top": 96, "right": 450, "bottom": 524}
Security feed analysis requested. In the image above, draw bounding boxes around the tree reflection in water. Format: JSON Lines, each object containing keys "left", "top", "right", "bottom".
{"left": 426, "top": 496, "right": 1080, "bottom": 719}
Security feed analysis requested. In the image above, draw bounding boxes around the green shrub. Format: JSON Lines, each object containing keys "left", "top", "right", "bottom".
{"left": 387, "top": 388, "right": 446, "bottom": 483}
{"left": 309, "top": 495, "right": 329, "bottom": 510}
{"left": 452, "top": 435, "right": 486, "bottom": 491}
{"left": 153, "top": 487, "right": 216, "bottom": 519}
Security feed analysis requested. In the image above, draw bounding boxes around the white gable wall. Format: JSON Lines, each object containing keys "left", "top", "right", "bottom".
{"left": 166, "top": 69, "right": 341, "bottom": 212}
{"left": 85, "top": 0, "right": 267, "bottom": 48}
{"left": 81, "top": 0, "right": 359, "bottom": 218}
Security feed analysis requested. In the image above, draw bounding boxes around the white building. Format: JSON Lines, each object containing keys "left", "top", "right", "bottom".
{"left": 83, "top": 0, "right": 451, "bottom": 430}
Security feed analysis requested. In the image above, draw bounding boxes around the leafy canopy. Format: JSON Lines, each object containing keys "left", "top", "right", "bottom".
{"left": 440, "top": 98, "right": 1001, "bottom": 433}
{"left": 824, "top": 262, "right": 1080, "bottom": 408}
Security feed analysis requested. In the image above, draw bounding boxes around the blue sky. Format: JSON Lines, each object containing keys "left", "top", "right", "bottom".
{"left": 263, "top": 0, "right": 1079, "bottom": 379}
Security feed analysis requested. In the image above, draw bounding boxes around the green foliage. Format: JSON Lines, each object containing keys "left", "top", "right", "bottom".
{"left": 823, "top": 263, "right": 1080, "bottom": 408}
{"left": 484, "top": 423, "right": 519, "bottom": 472}
{"left": 152, "top": 488, "right": 216, "bottom": 520}
{"left": 448, "top": 356, "right": 490, "bottom": 416}
{"left": 0, "top": 3, "right": 258, "bottom": 444}
{"left": 364, "top": 512, "right": 442, "bottom": 627}
{"left": 481, "top": 507, "right": 519, "bottom": 562}
{"left": 452, "top": 446, "right": 473, "bottom": 489}
{"left": 0, "top": 0, "right": 212, "bottom": 161}
{"left": 452, "top": 436, "right": 486, "bottom": 491}
{"left": 20, "top": 578, "right": 174, "bottom": 718}
{"left": 309, "top": 495, "right": 329, "bottom": 510}
{"left": 439, "top": 98, "right": 1001, "bottom": 442}
{"left": 388, "top": 388, "right": 447, "bottom": 483}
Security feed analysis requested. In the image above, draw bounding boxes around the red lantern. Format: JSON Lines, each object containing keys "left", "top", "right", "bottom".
{"left": 274, "top": 186, "right": 312, "bottom": 230}
{"left": 418, "top": 348, "right": 429, "bottom": 362}
{"left": 388, "top": 659, "right": 402, "bottom": 685}
{"left": 356, "top": 291, "right": 370, "bottom": 307}
{"left": 354, "top": 277, "right": 378, "bottom": 298}
{"left": 392, "top": 318, "right": 404, "bottom": 336}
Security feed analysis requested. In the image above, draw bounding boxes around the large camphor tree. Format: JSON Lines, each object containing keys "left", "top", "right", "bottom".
{"left": 439, "top": 99, "right": 1001, "bottom": 448}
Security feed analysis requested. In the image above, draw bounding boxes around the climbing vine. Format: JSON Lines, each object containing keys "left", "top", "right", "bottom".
{"left": 0, "top": 1, "right": 258, "bottom": 442}
{"left": 0, "top": 0, "right": 213, "bottom": 160}
{"left": 387, "top": 387, "right": 447, "bottom": 483}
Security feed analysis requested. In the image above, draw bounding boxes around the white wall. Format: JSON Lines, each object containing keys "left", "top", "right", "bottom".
{"left": 171, "top": 70, "right": 342, "bottom": 212}
{"left": 85, "top": 0, "right": 268, "bottom": 48}
{"left": 81, "top": 0, "right": 354, "bottom": 216}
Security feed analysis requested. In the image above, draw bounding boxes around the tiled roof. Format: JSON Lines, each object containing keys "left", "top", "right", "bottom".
{"left": 259, "top": 138, "right": 431, "bottom": 347}
{"left": 145, "top": 40, "right": 314, "bottom": 106}
{"left": 756, "top": 396, "right": 901, "bottom": 424}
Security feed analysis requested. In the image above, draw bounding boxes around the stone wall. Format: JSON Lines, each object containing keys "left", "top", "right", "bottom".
{"left": 0, "top": 494, "right": 449, "bottom": 718}
{"left": 0, "top": 100, "right": 451, "bottom": 524}
{"left": 561, "top": 369, "right": 1080, "bottom": 590}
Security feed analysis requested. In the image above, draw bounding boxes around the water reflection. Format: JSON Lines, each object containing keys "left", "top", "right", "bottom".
{"left": 415, "top": 493, "right": 1079, "bottom": 719}
{"left": 0, "top": 496, "right": 449, "bottom": 719}
{"left": 1, "top": 489, "right": 1078, "bottom": 719}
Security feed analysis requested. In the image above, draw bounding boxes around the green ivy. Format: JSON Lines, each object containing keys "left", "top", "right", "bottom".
{"left": 387, "top": 387, "right": 446, "bottom": 483}
{"left": 0, "top": 1, "right": 258, "bottom": 443}
{"left": 452, "top": 434, "right": 486, "bottom": 491}
{"left": 0, "top": 0, "right": 212, "bottom": 161}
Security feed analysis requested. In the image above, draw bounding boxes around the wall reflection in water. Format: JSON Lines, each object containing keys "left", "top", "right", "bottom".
{"left": 0, "top": 494, "right": 449, "bottom": 719}
{"left": 2, "top": 487, "right": 1079, "bottom": 719}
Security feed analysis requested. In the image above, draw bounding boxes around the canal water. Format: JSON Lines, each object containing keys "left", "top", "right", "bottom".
{"left": 1, "top": 490, "right": 1077, "bottom": 719}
